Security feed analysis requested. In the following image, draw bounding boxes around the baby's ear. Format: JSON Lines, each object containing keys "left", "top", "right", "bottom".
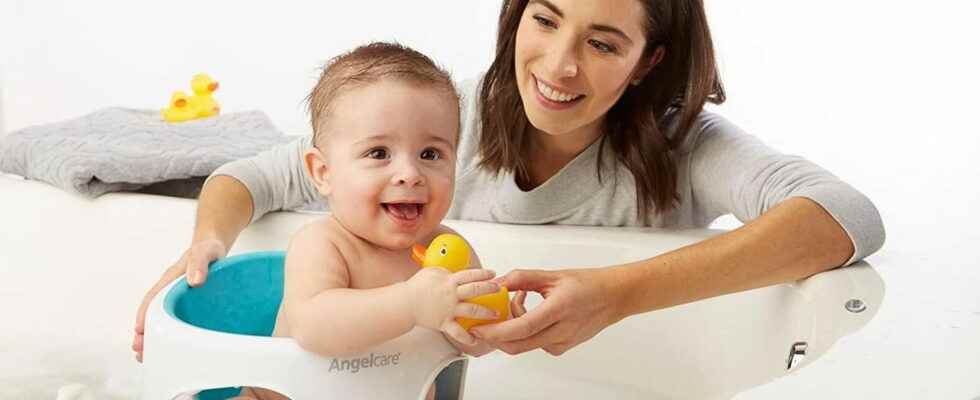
{"left": 304, "top": 147, "right": 331, "bottom": 197}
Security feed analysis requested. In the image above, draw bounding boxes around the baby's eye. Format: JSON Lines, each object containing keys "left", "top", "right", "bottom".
{"left": 366, "top": 148, "right": 389, "bottom": 160}
{"left": 420, "top": 148, "right": 441, "bottom": 161}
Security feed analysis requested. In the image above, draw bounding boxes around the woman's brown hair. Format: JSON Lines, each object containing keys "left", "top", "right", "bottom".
{"left": 478, "top": 0, "right": 726, "bottom": 222}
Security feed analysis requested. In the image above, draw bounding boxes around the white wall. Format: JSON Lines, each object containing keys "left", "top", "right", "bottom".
{"left": 0, "top": 0, "right": 10, "bottom": 138}
{"left": 0, "top": 66, "right": 6, "bottom": 137}
{"left": 4, "top": 2, "right": 979, "bottom": 152}
{"left": 1, "top": 0, "right": 502, "bottom": 135}
{"left": 3, "top": 1, "right": 978, "bottom": 185}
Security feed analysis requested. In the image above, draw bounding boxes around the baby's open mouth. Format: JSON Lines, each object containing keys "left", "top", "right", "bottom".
{"left": 382, "top": 202, "right": 424, "bottom": 221}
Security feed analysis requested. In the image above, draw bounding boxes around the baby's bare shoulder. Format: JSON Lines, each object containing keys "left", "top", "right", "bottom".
{"left": 286, "top": 217, "right": 351, "bottom": 279}
{"left": 290, "top": 217, "right": 338, "bottom": 248}
{"left": 292, "top": 216, "right": 356, "bottom": 248}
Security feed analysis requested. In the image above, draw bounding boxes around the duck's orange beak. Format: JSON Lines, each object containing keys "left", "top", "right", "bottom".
{"left": 411, "top": 244, "right": 427, "bottom": 266}
{"left": 208, "top": 82, "right": 219, "bottom": 92}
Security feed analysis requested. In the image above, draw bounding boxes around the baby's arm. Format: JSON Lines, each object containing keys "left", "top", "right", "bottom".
{"left": 281, "top": 222, "right": 416, "bottom": 357}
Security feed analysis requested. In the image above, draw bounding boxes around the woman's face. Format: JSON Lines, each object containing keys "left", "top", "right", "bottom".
{"left": 515, "top": 0, "right": 650, "bottom": 141}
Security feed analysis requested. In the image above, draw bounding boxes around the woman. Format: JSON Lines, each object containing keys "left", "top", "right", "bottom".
{"left": 133, "top": 0, "right": 884, "bottom": 361}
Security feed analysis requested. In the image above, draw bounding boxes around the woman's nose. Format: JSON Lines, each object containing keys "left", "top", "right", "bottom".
{"left": 547, "top": 37, "right": 579, "bottom": 79}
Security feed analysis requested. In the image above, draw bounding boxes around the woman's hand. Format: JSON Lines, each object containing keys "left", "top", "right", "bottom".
{"left": 132, "top": 238, "right": 227, "bottom": 362}
{"left": 471, "top": 268, "right": 623, "bottom": 356}
{"left": 406, "top": 267, "right": 501, "bottom": 347}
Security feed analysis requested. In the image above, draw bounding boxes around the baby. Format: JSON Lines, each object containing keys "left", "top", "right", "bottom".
{"left": 235, "top": 43, "right": 502, "bottom": 400}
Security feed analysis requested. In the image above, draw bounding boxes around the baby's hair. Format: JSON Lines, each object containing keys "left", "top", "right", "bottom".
{"left": 306, "top": 42, "right": 460, "bottom": 147}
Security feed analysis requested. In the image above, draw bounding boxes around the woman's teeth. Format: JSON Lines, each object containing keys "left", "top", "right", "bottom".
{"left": 536, "top": 78, "right": 582, "bottom": 103}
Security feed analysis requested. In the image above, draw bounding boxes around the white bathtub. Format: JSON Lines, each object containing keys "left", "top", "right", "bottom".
{"left": 0, "top": 174, "right": 884, "bottom": 400}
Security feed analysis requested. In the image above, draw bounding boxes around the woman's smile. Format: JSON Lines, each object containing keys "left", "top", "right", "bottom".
{"left": 533, "top": 74, "right": 586, "bottom": 110}
{"left": 514, "top": 0, "right": 648, "bottom": 138}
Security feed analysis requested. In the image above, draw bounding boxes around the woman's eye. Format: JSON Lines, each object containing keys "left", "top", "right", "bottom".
{"left": 367, "top": 148, "right": 389, "bottom": 159}
{"left": 589, "top": 39, "right": 616, "bottom": 54}
{"left": 420, "top": 148, "right": 441, "bottom": 161}
{"left": 533, "top": 15, "right": 557, "bottom": 29}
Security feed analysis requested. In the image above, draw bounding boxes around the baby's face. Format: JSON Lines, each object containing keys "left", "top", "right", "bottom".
{"left": 319, "top": 80, "right": 459, "bottom": 250}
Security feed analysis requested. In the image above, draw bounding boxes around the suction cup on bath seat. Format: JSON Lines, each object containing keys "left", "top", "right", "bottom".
{"left": 142, "top": 251, "right": 467, "bottom": 400}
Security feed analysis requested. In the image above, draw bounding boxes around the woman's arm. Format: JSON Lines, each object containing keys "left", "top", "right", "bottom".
{"left": 187, "top": 175, "right": 255, "bottom": 280}
{"left": 621, "top": 112, "right": 883, "bottom": 310}
{"left": 133, "top": 174, "right": 257, "bottom": 361}
{"left": 687, "top": 113, "right": 885, "bottom": 265}
{"left": 212, "top": 136, "right": 322, "bottom": 224}
{"left": 180, "top": 136, "right": 321, "bottom": 283}
{"left": 473, "top": 197, "right": 855, "bottom": 356}
{"left": 133, "top": 138, "right": 317, "bottom": 361}
{"left": 609, "top": 196, "right": 853, "bottom": 320}
{"left": 472, "top": 113, "right": 885, "bottom": 355}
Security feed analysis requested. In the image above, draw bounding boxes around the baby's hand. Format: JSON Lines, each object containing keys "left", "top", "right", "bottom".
{"left": 406, "top": 267, "right": 500, "bottom": 345}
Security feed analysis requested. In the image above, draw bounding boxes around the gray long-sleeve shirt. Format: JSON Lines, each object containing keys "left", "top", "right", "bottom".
{"left": 211, "top": 77, "right": 885, "bottom": 265}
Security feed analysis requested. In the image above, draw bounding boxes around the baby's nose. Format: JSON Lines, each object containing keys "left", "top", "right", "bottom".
{"left": 393, "top": 165, "right": 425, "bottom": 186}
{"left": 396, "top": 175, "right": 424, "bottom": 186}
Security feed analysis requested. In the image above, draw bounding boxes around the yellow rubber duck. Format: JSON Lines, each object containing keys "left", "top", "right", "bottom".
{"left": 161, "top": 73, "right": 221, "bottom": 123}
{"left": 160, "top": 91, "right": 198, "bottom": 123}
{"left": 412, "top": 233, "right": 471, "bottom": 273}
{"left": 189, "top": 73, "right": 220, "bottom": 118}
{"left": 413, "top": 234, "right": 511, "bottom": 330}
{"left": 457, "top": 285, "right": 510, "bottom": 330}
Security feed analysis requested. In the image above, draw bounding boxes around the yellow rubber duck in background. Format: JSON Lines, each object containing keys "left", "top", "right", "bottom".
{"left": 413, "top": 234, "right": 511, "bottom": 330}
{"left": 161, "top": 73, "right": 221, "bottom": 123}
{"left": 189, "top": 73, "right": 220, "bottom": 118}
{"left": 160, "top": 91, "right": 197, "bottom": 123}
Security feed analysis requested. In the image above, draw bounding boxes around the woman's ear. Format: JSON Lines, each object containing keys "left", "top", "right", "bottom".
{"left": 630, "top": 45, "right": 666, "bottom": 86}
{"left": 304, "top": 147, "right": 331, "bottom": 197}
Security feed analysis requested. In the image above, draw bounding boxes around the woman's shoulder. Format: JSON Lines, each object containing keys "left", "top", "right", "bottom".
{"left": 454, "top": 74, "right": 487, "bottom": 176}
{"left": 672, "top": 110, "right": 750, "bottom": 156}
{"left": 456, "top": 73, "right": 484, "bottom": 134}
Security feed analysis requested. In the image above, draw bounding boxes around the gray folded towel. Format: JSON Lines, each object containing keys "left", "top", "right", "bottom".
{"left": 0, "top": 108, "right": 293, "bottom": 198}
